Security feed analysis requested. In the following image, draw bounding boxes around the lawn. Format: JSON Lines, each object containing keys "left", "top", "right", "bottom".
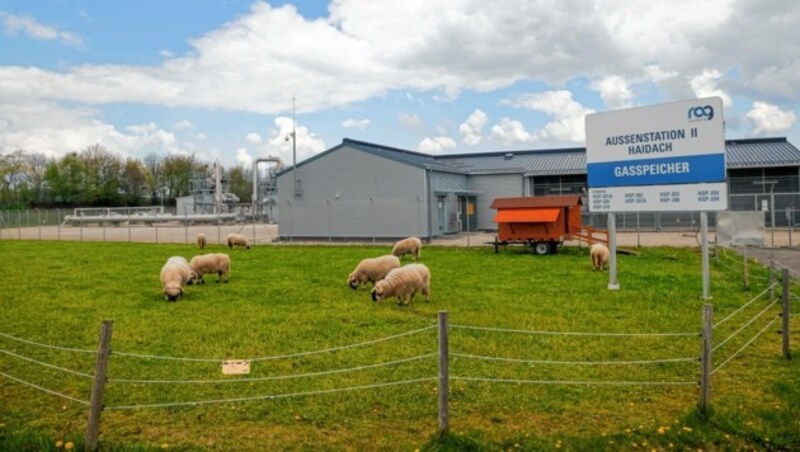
{"left": 0, "top": 240, "right": 797, "bottom": 451}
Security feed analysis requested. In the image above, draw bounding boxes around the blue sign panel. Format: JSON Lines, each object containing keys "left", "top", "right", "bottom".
{"left": 587, "top": 153, "right": 726, "bottom": 188}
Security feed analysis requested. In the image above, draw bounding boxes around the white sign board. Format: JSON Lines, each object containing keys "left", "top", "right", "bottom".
{"left": 586, "top": 97, "right": 727, "bottom": 212}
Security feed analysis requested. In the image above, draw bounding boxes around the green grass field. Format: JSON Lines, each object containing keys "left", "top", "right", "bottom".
{"left": 0, "top": 240, "right": 797, "bottom": 451}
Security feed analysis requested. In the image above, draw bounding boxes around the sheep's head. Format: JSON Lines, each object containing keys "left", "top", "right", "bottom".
{"left": 187, "top": 271, "right": 199, "bottom": 285}
{"left": 371, "top": 284, "right": 385, "bottom": 302}
{"left": 164, "top": 282, "right": 182, "bottom": 302}
{"left": 348, "top": 272, "right": 361, "bottom": 290}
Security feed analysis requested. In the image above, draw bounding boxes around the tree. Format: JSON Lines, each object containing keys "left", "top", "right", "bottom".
{"left": 119, "top": 158, "right": 149, "bottom": 205}
{"left": 0, "top": 150, "right": 27, "bottom": 206}
{"left": 227, "top": 165, "right": 252, "bottom": 203}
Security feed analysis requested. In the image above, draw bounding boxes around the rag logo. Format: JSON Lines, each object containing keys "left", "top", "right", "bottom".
{"left": 688, "top": 105, "right": 714, "bottom": 121}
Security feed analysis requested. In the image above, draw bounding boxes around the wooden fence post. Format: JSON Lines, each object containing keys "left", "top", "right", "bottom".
{"left": 438, "top": 311, "right": 449, "bottom": 434}
{"left": 700, "top": 304, "right": 713, "bottom": 418}
{"left": 86, "top": 320, "right": 113, "bottom": 451}
{"left": 782, "top": 269, "right": 791, "bottom": 360}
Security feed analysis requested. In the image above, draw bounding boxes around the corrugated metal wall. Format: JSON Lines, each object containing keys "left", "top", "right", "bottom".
{"left": 469, "top": 174, "right": 525, "bottom": 230}
{"left": 276, "top": 146, "right": 428, "bottom": 239}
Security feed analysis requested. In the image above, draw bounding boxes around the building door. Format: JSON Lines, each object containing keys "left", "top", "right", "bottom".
{"left": 458, "top": 196, "right": 478, "bottom": 232}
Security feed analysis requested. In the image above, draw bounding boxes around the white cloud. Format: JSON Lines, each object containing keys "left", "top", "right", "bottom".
{"left": 590, "top": 75, "right": 633, "bottom": 110}
{"left": 643, "top": 64, "right": 678, "bottom": 83}
{"left": 0, "top": 12, "right": 83, "bottom": 47}
{"left": 490, "top": 118, "right": 531, "bottom": 146}
{"left": 196, "top": 133, "right": 208, "bottom": 141}
{"left": 266, "top": 116, "right": 326, "bottom": 165}
{"left": 235, "top": 147, "right": 252, "bottom": 167}
{"left": 502, "top": 90, "right": 595, "bottom": 143}
{"left": 245, "top": 132, "right": 262, "bottom": 144}
{"left": 418, "top": 136, "right": 457, "bottom": 153}
{"left": 160, "top": 49, "right": 175, "bottom": 59}
{"left": 688, "top": 69, "right": 733, "bottom": 107}
{"left": 0, "top": 100, "right": 186, "bottom": 159}
{"left": 341, "top": 118, "right": 371, "bottom": 129}
{"left": 172, "top": 120, "right": 193, "bottom": 130}
{"left": 746, "top": 102, "right": 796, "bottom": 135}
{"left": 459, "top": 109, "right": 488, "bottom": 146}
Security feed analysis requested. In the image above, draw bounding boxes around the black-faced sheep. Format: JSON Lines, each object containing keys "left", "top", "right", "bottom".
{"left": 197, "top": 233, "right": 207, "bottom": 249}
{"left": 391, "top": 237, "right": 421, "bottom": 260}
{"left": 348, "top": 255, "right": 401, "bottom": 289}
{"left": 160, "top": 256, "right": 197, "bottom": 301}
{"left": 226, "top": 233, "right": 250, "bottom": 249}
{"left": 591, "top": 243, "right": 610, "bottom": 271}
{"left": 189, "top": 253, "right": 231, "bottom": 284}
{"left": 371, "top": 263, "right": 430, "bottom": 305}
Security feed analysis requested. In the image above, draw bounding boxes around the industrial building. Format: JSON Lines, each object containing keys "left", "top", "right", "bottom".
{"left": 275, "top": 137, "right": 800, "bottom": 241}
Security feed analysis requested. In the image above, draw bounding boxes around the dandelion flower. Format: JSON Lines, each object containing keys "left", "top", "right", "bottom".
{"left": 55, "top": 440, "right": 63, "bottom": 448}
{"left": 65, "top": 442, "right": 74, "bottom": 450}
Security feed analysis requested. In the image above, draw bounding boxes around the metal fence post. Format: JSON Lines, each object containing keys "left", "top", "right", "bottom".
{"left": 57, "top": 209, "right": 61, "bottom": 241}
{"left": 217, "top": 212, "right": 221, "bottom": 245}
{"left": 782, "top": 268, "right": 791, "bottom": 360}
{"left": 86, "top": 320, "right": 113, "bottom": 451}
{"left": 17, "top": 210, "right": 21, "bottom": 239}
{"left": 438, "top": 311, "right": 450, "bottom": 433}
{"left": 743, "top": 246, "right": 749, "bottom": 290}
{"left": 770, "top": 258, "right": 776, "bottom": 302}
{"left": 700, "top": 304, "right": 713, "bottom": 418}
{"left": 37, "top": 209, "right": 42, "bottom": 240}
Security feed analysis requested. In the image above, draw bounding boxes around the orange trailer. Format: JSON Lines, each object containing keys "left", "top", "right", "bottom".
{"left": 491, "top": 195, "right": 607, "bottom": 254}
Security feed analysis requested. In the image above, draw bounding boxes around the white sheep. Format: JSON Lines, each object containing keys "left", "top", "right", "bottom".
{"left": 371, "top": 263, "right": 430, "bottom": 305}
{"left": 348, "top": 255, "right": 401, "bottom": 290}
{"left": 391, "top": 237, "right": 422, "bottom": 260}
{"left": 590, "top": 243, "right": 610, "bottom": 271}
{"left": 197, "top": 233, "right": 207, "bottom": 250}
{"left": 226, "top": 233, "right": 251, "bottom": 249}
{"left": 160, "top": 256, "right": 197, "bottom": 301}
{"left": 189, "top": 253, "right": 231, "bottom": 284}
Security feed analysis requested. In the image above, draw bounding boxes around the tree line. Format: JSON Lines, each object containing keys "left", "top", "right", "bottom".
{"left": 0, "top": 144, "right": 254, "bottom": 208}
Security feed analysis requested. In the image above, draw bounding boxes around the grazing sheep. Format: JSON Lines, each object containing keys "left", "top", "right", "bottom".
{"left": 590, "top": 243, "right": 610, "bottom": 271}
{"left": 348, "top": 255, "right": 401, "bottom": 290}
{"left": 391, "top": 237, "right": 422, "bottom": 260}
{"left": 226, "top": 233, "right": 251, "bottom": 249}
{"left": 371, "top": 263, "right": 430, "bottom": 305}
{"left": 197, "top": 233, "right": 207, "bottom": 250}
{"left": 189, "top": 253, "right": 231, "bottom": 284}
{"left": 160, "top": 256, "right": 197, "bottom": 302}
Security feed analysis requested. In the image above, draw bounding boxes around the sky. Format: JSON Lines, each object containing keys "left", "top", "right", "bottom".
{"left": 1, "top": 0, "right": 798, "bottom": 171}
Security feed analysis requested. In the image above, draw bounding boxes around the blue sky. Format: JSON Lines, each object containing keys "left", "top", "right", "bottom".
{"left": 1, "top": 0, "right": 798, "bottom": 170}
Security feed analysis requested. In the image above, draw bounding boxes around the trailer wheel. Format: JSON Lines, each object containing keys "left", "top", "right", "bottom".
{"left": 533, "top": 241, "right": 551, "bottom": 255}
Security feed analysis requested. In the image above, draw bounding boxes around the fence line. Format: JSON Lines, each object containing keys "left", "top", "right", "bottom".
{"left": 450, "top": 324, "right": 698, "bottom": 337}
{"left": 0, "top": 331, "right": 96, "bottom": 354}
{"left": 713, "top": 283, "right": 776, "bottom": 329}
{"left": 451, "top": 352, "right": 698, "bottom": 366}
{"left": 0, "top": 370, "right": 90, "bottom": 405}
{"left": 451, "top": 376, "right": 697, "bottom": 386}
{"left": 712, "top": 316, "right": 781, "bottom": 375}
{"left": 713, "top": 299, "right": 779, "bottom": 352}
{"left": 108, "top": 353, "right": 438, "bottom": 385}
{"left": 0, "top": 347, "right": 94, "bottom": 379}
{"left": 104, "top": 377, "right": 437, "bottom": 410}
{"left": 111, "top": 324, "right": 437, "bottom": 363}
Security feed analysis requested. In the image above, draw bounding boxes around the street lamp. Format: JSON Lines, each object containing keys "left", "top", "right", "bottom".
{"left": 284, "top": 95, "right": 298, "bottom": 199}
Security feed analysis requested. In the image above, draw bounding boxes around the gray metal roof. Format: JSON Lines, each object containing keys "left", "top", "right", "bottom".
{"left": 284, "top": 137, "right": 800, "bottom": 177}
{"left": 725, "top": 138, "right": 800, "bottom": 168}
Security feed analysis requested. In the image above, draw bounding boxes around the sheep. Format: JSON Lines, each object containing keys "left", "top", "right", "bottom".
{"left": 371, "top": 263, "right": 430, "bottom": 306}
{"left": 226, "top": 233, "right": 251, "bottom": 249}
{"left": 189, "top": 253, "right": 231, "bottom": 284}
{"left": 197, "top": 233, "right": 207, "bottom": 250}
{"left": 160, "top": 256, "right": 197, "bottom": 302}
{"left": 348, "top": 255, "right": 401, "bottom": 290}
{"left": 590, "top": 243, "right": 610, "bottom": 271}
{"left": 391, "top": 237, "right": 422, "bottom": 260}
